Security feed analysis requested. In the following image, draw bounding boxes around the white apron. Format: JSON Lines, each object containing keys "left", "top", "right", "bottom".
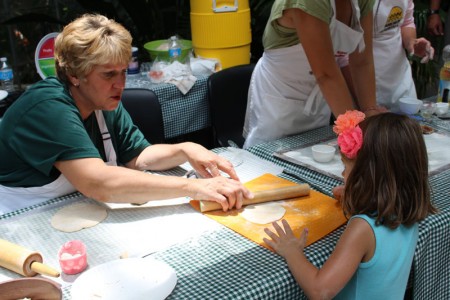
{"left": 0, "top": 111, "right": 117, "bottom": 215}
{"left": 243, "top": 0, "right": 365, "bottom": 149}
{"left": 373, "top": 0, "right": 416, "bottom": 111}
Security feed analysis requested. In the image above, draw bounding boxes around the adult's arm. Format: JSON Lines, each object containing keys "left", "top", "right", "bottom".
{"left": 55, "top": 156, "right": 252, "bottom": 211}
{"left": 401, "top": 0, "right": 434, "bottom": 63}
{"left": 401, "top": 0, "right": 418, "bottom": 54}
{"left": 348, "top": 11, "right": 377, "bottom": 115}
{"left": 284, "top": 8, "right": 355, "bottom": 117}
{"left": 427, "top": 0, "right": 444, "bottom": 36}
{"left": 125, "top": 142, "right": 239, "bottom": 181}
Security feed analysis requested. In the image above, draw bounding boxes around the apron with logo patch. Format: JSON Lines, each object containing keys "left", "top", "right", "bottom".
{"left": 373, "top": 0, "right": 416, "bottom": 111}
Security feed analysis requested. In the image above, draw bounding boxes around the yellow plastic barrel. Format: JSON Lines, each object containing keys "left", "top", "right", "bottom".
{"left": 190, "top": 0, "right": 251, "bottom": 69}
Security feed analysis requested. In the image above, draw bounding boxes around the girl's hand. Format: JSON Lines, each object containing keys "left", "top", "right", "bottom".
{"left": 332, "top": 184, "right": 345, "bottom": 203}
{"left": 263, "top": 219, "right": 308, "bottom": 259}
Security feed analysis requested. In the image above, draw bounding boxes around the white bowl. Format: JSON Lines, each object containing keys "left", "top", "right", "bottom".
{"left": 71, "top": 258, "right": 177, "bottom": 300}
{"left": 311, "top": 145, "right": 336, "bottom": 163}
{"left": 435, "top": 102, "right": 449, "bottom": 116}
{"left": 399, "top": 97, "right": 423, "bottom": 115}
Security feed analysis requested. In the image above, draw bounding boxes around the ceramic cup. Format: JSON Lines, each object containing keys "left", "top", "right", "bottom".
{"left": 311, "top": 144, "right": 336, "bottom": 163}
{"left": 399, "top": 97, "right": 423, "bottom": 115}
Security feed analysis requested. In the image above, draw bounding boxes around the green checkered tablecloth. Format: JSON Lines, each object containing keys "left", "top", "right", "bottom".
{"left": 248, "top": 126, "right": 342, "bottom": 196}
{"left": 429, "top": 115, "right": 450, "bottom": 132}
{"left": 126, "top": 74, "right": 210, "bottom": 139}
{"left": 1, "top": 124, "right": 448, "bottom": 299}
{"left": 151, "top": 220, "right": 343, "bottom": 300}
{"left": 0, "top": 190, "right": 342, "bottom": 300}
{"left": 0, "top": 154, "right": 342, "bottom": 300}
{"left": 153, "top": 227, "right": 303, "bottom": 299}
{"left": 148, "top": 170, "right": 346, "bottom": 300}
{"left": 247, "top": 125, "right": 450, "bottom": 300}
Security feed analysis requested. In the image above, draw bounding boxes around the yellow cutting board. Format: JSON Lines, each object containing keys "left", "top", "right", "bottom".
{"left": 190, "top": 173, "right": 347, "bottom": 249}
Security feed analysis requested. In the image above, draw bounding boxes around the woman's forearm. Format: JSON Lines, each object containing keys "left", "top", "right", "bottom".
{"left": 349, "top": 12, "right": 376, "bottom": 112}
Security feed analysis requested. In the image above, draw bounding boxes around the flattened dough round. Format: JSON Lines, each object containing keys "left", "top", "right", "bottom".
{"left": 51, "top": 202, "right": 108, "bottom": 232}
{"left": 241, "top": 202, "right": 286, "bottom": 225}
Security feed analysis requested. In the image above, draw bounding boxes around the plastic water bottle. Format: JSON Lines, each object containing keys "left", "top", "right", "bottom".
{"left": 168, "top": 36, "right": 182, "bottom": 62}
{"left": 127, "top": 46, "right": 140, "bottom": 75}
{"left": 0, "top": 57, "right": 14, "bottom": 92}
{"left": 438, "top": 45, "right": 450, "bottom": 103}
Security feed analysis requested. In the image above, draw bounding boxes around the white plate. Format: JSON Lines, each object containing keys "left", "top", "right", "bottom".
{"left": 71, "top": 258, "right": 177, "bottom": 300}
{"left": 0, "top": 90, "right": 8, "bottom": 101}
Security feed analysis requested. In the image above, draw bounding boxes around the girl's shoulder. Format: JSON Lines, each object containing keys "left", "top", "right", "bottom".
{"left": 349, "top": 214, "right": 375, "bottom": 225}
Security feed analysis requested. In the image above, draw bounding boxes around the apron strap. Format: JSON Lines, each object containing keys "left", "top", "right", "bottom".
{"left": 330, "top": 0, "right": 365, "bottom": 53}
{"left": 95, "top": 110, "right": 118, "bottom": 166}
{"left": 304, "top": 84, "right": 322, "bottom": 116}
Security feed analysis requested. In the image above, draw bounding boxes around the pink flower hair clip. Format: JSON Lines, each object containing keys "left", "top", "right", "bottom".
{"left": 333, "top": 110, "right": 365, "bottom": 159}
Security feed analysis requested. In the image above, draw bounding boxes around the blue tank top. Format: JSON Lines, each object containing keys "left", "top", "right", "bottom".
{"left": 335, "top": 214, "right": 418, "bottom": 299}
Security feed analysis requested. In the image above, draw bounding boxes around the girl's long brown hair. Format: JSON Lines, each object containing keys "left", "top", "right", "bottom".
{"left": 342, "top": 113, "right": 437, "bottom": 229}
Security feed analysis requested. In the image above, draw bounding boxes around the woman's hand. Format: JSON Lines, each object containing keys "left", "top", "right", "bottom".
{"left": 362, "top": 105, "right": 388, "bottom": 117}
{"left": 183, "top": 143, "right": 240, "bottom": 181}
{"left": 263, "top": 219, "right": 308, "bottom": 259}
{"left": 427, "top": 14, "right": 444, "bottom": 36}
{"left": 190, "top": 176, "right": 253, "bottom": 211}
{"left": 406, "top": 38, "right": 435, "bottom": 63}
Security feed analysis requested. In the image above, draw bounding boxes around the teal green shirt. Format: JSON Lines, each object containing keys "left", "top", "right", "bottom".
{"left": 0, "top": 77, "right": 150, "bottom": 187}
{"left": 263, "top": 0, "right": 375, "bottom": 49}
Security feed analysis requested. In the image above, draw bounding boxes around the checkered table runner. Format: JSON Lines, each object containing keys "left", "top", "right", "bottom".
{"left": 148, "top": 170, "right": 346, "bottom": 300}
{"left": 247, "top": 126, "right": 341, "bottom": 196}
{"left": 0, "top": 192, "right": 341, "bottom": 300}
{"left": 0, "top": 158, "right": 341, "bottom": 300}
{"left": 152, "top": 227, "right": 302, "bottom": 299}
{"left": 247, "top": 125, "right": 450, "bottom": 300}
{"left": 1, "top": 124, "right": 448, "bottom": 299}
{"left": 425, "top": 114, "right": 450, "bottom": 132}
{"left": 126, "top": 74, "right": 210, "bottom": 139}
{"left": 150, "top": 220, "right": 343, "bottom": 300}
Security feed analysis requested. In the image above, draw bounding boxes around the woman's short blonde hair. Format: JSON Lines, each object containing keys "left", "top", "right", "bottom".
{"left": 54, "top": 13, "right": 132, "bottom": 84}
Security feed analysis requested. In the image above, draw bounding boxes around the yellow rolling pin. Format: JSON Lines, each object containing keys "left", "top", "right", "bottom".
{"left": 199, "top": 184, "right": 310, "bottom": 212}
{"left": 0, "top": 239, "right": 60, "bottom": 277}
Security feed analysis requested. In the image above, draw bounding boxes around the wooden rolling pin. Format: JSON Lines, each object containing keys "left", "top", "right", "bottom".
{"left": 0, "top": 239, "right": 60, "bottom": 277}
{"left": 200, "top": 184, "right": 310, "bottom": 212}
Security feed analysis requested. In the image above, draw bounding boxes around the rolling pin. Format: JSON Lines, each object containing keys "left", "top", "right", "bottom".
{"left": 200, "top": 184, "right": 310, "bottom": 212}
{"left": 0, "top": 239, "right": 60, "bottom": 277}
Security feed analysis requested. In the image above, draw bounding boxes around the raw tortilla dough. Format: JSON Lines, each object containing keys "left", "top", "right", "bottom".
{"left": 51, "top": 202, "right": 108, "bottom": 232}
{"left": 241, "top": 202, "right": 286, "bottom": 225}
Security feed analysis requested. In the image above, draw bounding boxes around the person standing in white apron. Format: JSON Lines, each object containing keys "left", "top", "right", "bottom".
{"left": 0, "top": 14, "right": 252, "bottom": 215}
{"left": 372, "top": 0, "right": 434, "bottom": 111}
{"left": 331, "top": 0, "right": 434, "bottom": 204}
{"left": 243, "top": 0, "right": 379, "bottom": 149}
{"left": 339, "top": 0, "right": 434, "bottom": 112}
